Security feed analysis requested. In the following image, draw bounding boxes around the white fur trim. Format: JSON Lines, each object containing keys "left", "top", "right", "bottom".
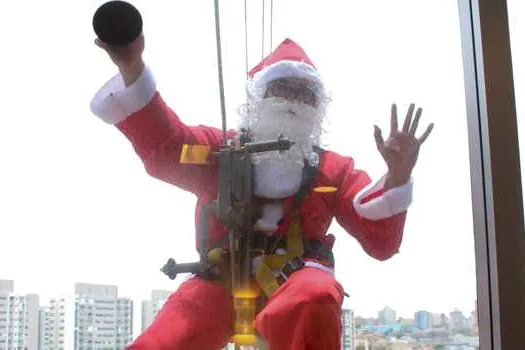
{"left": 250, "top": 60, "right": 324, "bottom": 92}
{"left": 90, "top": 66, "right": 156, "bottom": 125}
{"left": 304, "top": 261, "right": 335, "bottom": 276}
{"left": 253, "top": 203, "right": 284, "bottom": 231}
{"left": 274, "top": 248, "right": 286, "bottom": 255}
{"left": 352, "top": 175, "right": 413, "bottom": 220}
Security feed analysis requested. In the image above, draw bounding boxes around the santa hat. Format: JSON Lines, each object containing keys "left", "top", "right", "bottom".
{"left": 247, "top": 38, "right": 324, "bottom": 94}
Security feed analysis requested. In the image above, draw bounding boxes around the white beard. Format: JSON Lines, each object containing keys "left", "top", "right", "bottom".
{"left": 238, "top": 97, "right": 323, "bottom": 199}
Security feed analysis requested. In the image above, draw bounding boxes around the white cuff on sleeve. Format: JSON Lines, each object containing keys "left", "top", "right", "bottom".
{"left": 352, "top": 175, "right": 413, "bottom": 220}
{"left": 90, "top": 66, "right": 156, "bottom": 125}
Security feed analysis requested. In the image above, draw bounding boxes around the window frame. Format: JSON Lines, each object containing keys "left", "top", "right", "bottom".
{"left": 458, "top": 0, "right": 525, "bottom": 348}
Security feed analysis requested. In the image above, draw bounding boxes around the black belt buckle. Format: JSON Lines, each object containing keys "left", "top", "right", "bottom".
{"left": 277, "top": 256, "right": 305, "bottom": 285}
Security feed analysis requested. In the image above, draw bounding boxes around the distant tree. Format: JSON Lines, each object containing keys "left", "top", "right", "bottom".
{"left": 356, "top": 345, "right": 366, "bottom": 350}
{"left": 435, "top": 345, "right": 445, "bottom": 350}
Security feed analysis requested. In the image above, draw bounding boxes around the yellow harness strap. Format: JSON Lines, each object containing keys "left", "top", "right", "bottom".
{"left": 255, "top": 214, "right": 304, "bottom": 297}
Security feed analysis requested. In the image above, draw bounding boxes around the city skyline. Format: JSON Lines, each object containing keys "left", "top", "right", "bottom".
{"left": 1, "top": 278, "right": 478, "bottom": 349}
{"left": 1, "top": 279, "right": 358, "bottom": 349}
{"left": 1, "top": 278, "right": 476, "bottom": 321}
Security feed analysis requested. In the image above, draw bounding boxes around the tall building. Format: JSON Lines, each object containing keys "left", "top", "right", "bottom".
{"left": 141, "top": 290, "right": 171, "bottom": 332}
{"left": 39, "top": 306, "right": 52, "bottom": 348}
{"left": 38, "top": 297, "right": 76, "bottom": 349}
{"left": 449, "top": 309, "right": 468, "bottom": 332}
{"left": 430, "top": 312, "right": 444, "bottom": 328}
{"left": 341, "top": 308, "right": 355, "bottom": 350}
{"left": 378, "top": 306, "right": 396, "bottom": 325}
{"left": 0, "top": 280, "right": 39, "bottom": 350}
{"left": 415, "top": 310, "right": 431, "bottom": 329}
{"left": 73, "top": 283, "right": 133, "bottom": 349}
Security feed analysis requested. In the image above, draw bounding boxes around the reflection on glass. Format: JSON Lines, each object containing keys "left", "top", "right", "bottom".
{"left": 0, "top": 0, "right": 479, "bottom": 349}
{"left": 508, "top": 0, "right": 525, "bottom": 215}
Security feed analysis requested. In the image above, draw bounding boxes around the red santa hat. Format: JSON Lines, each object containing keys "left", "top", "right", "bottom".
{"left": 247, "top": 38, "right": 324, "bottom": 94}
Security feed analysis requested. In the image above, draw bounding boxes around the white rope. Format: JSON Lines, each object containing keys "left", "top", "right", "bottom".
{"left": 213, "top": 0, "right": 228, "bottom": 144}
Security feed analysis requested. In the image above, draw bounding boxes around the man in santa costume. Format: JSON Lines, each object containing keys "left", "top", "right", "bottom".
{"left": 90, "top": 33, "right": 433, "bottom": 349}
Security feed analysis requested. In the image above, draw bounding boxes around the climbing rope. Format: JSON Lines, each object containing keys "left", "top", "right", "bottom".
{"left": 262, "top": 0, "right": 275, "bottom": 59}
{"left": 269, "top": 0, "right": 274, "bottom": 52}
{"left": 213, "top": 0, "right": 276, "bottom": 142}
{"left": 244, "top": 0, "right": 249, "bottom": 76}
{"left": 262, "top": 0, "right": 265, "bottom": 59}
{"left": 212, "top": 0, "right": 228, "bottom": 144}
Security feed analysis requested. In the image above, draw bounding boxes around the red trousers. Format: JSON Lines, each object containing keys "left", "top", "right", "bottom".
{"left": 128, "top": 267, "right": 344, "bottom": 350}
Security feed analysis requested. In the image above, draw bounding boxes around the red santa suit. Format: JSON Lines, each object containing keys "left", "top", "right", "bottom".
{"left": 90, "top": 38, "right": 413, "bottom": 350}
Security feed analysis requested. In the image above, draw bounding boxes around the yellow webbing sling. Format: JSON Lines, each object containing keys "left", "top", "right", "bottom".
{"left": 254, "top": 213, "right": 304, "bottom": 297}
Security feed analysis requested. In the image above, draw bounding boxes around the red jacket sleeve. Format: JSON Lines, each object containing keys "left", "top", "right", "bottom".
{"left": 116, "top": 92, "right": 226, "bottom": 196}
{"left": 90, "top": 66, "right": 229, "bottom": 197}
{"left": 333, "top": 158, "right": 408, "bottom": 261}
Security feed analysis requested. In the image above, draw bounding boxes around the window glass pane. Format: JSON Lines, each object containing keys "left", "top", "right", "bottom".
{"left": 0, "top": 0, "right": 480, "bottom": 348}
{"left": 508, "top": 0, "right": 525, "bottom": 216}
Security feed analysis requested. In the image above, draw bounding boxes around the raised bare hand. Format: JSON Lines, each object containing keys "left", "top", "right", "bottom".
{"left": 374, "top": 103, "right": 434, "bottom": 189}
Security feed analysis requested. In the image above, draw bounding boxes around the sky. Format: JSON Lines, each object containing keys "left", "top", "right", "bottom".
{"left": 0, "top": 0, "right": 523, "bottom": 334}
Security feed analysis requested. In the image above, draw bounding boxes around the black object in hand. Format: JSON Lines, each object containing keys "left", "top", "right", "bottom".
{"left": 93, "top": 0, "right": 142, "bottom": 47}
